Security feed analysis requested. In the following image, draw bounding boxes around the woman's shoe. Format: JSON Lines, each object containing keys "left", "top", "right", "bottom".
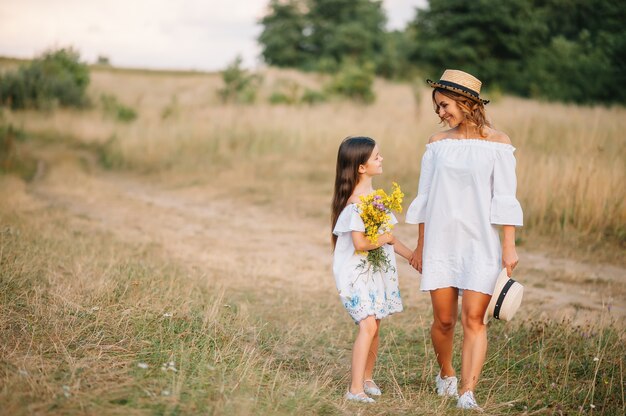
{"left": 435, "top": 373, "right": 458, "bottom": 398}
{"left": 344, "top": 391, "right": 375, "bottom": 403}
{"left": 363, "top": 379, "right": 382, "bottom": 396}
{"left": 456, "top": 391, "right": 483, "bottom": 412}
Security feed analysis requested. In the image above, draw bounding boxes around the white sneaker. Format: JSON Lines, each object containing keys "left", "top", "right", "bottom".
{"left": 344, "top": 391, "right": 375, "bottom": 403}
{"left": 457, "top": 391, "right": 483, "bottom": 412}
{"left": 363, "top": 379, "right": 382, "bottom": 396}
{"left": 435, "top": 373, "right": 458, "bottom": 398}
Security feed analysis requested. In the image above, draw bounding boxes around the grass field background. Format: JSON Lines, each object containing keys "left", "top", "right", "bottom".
{"left": 1, "top": 63, "right": 624, "bottom": 414}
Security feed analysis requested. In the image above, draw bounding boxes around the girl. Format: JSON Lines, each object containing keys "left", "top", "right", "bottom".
{"left": 406, "top": 70, "right": 523, "bottom": 411}
{"left": 331, "top": 136, "right": 413, "bottom": 403}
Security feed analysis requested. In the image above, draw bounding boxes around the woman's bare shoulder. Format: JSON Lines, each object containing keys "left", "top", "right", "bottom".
{"left": 485, "top": 128, "right": 512, "bottom": 145}
{"left": 428, "top": 130, "right": 453, "bottom": 144}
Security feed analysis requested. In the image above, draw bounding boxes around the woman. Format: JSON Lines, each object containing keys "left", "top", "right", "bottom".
{"left": 406, "top": 69, "right": 523, "bottom": 411}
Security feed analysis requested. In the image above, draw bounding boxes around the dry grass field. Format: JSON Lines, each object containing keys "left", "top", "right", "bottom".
{"left": 1, "top": 64, "right": 625, "bottom": 415}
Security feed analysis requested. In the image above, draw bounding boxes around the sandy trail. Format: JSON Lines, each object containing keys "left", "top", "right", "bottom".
{"left": 19, "top": 144, "right": 626, "bottom": 326}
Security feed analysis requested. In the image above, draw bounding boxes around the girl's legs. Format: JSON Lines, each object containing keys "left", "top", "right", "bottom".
{"left": 430, "top": 287, "right": 459, "bottom": 377}
{"left": 459, "top": 290, "right": 491, "bottom": 394}
{"left": 364, "top": 319, "right": 381, "bottom": 386}
{"left": 350, "top": 315, "right": 378, "bottom": 394}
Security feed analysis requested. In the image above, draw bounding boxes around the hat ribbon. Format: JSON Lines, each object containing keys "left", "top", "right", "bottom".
{"left": 493, "top": 278, "right": 516, "bottom": 320}
{"left": 436, "top": 80, "right": 480, "bottom": 99}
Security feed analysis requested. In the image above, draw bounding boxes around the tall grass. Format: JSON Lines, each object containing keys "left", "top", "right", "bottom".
{"left": 3, "top": 67, "right": 624, "bottom": 251}
{"left": 2, "top": 64, "right": 625, "bottom": 414}
{"left": 1, "top": 177, "right": 623, "bottom": 414}
{"left": 0, "top": 202, "right": 337, "bottom": 415}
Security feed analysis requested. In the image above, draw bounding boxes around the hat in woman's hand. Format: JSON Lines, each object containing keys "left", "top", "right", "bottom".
{"left": 427, "top": 69, "right": 490, "bottom": 105}
{"left": 483, "top": 268, "right": 524, "bottom": 324}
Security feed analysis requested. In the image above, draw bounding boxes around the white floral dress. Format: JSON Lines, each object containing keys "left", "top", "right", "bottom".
{"left": 333, "top": 204, "right": 403, "bottom": 323}
{"left": 406, "top": 139, "right": 523, "bottom": 294}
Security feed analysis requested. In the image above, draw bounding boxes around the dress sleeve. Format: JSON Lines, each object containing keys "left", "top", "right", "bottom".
{"left": 490, "top": 149, "right": 523, "bottom": 226}
{"left": 333, "top": 205, "right": 366, "bottom": 235}
{"left": 406, "top": 147, "right": 434, "bottom": 224}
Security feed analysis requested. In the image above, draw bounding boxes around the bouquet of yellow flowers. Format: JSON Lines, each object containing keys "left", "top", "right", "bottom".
{"left": 356, "top": 182, "right": 404, "bottom": 274}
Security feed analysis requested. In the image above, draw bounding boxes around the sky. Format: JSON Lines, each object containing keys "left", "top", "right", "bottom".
{"left": 0, "top": 0, "right": 427, "bottom": 71}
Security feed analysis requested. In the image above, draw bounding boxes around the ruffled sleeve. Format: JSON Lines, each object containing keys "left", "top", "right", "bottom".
{"left": 333, "top": 204, "right": 366, "bottom": 235}
{"left": 406, "top": 147, "right": 434, "bottom": 224}
{"left": 490, "top": 148, "right": 523, "bottom": 226}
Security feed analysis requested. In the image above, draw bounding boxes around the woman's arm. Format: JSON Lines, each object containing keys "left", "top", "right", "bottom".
{"left": 351, "top": 231, "right": 394, "bottom": 252}
{"left": 502, "top": 225, "right": 519, "bottom": 277}
{"left": 409, "top": 223, "right": 424, "bottom": 273}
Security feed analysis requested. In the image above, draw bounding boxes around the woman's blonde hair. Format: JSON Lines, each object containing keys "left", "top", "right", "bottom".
{"left": 432, "top": 88, "right": 492, "bottom": 137}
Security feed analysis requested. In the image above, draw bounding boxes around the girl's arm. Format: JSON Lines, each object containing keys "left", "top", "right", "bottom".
{"left": 351, "top": 231, "right": 394, "bottom": 252}
{"left": 392, "top": 238, "right": 413, "bottom": 261}
{"left": 502, "top": 225, "right": 519, "bottom": 276}
{"left": 409, "top": 223, "right": 424, "bottom": 273}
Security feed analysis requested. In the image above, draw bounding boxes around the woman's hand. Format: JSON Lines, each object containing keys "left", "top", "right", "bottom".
{"left": 502, "top": 244, "right": 519, "bottom": 277}
{"left": 409, "top": 245, "right": 423, "bottom": 273}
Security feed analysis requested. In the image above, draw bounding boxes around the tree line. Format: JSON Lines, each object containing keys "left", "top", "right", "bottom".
{"left": 258, "top": 0, "right": 626, "bottom": 105}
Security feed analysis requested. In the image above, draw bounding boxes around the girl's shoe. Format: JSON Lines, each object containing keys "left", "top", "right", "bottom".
{"left": 344, "top": 391, "right": 375, "bottom": 403}
{"left": 363, "top": 379, "right": 382, "bottom": 396}
{"left": 435, "top": 373, "right": 458, "bottom": 398}
{"left": 456, "top": 391, "right": 484, "bottom": 412}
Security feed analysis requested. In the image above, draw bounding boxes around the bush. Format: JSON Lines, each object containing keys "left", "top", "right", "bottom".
{"left": 268, "top": 91, "right": 291, "bottom": 104}
{"left": 217, "top": 56, "right": 262, "bottom": 104}
{"left": 268, "top": 79, "right": 301, "bottom": 105}
{"left": 100, "top": 94, "right": 137, "bottom": 123}
{"left": 300, "top": 89, "right": 327, "bottom": 105}
{"left": 0, "top": 47, "right": 90, "bottom": 110}
{"left": 327, "top": 61, "right": 376, "bottom": 103}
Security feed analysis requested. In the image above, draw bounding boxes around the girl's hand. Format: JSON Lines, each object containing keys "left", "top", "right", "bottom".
{"left": 502, "top": 244, "right": 519, "bottom": 277}
{"left": 410, "top": 245, "right": 423, "bottom": 273}
{"left": 380, "top": 233, "right": 395, "bottom": 246}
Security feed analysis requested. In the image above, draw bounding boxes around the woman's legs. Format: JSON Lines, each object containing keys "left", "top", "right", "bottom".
{"left": 364, "top": 319, "right": 381, "bottom": 382}
{"left": 350, "top": 315, "right": 378, "bottom": 394}
{"left": 430, "top": 287, "right": 459, "bottom": 377}
{"left": 459, "top": 290, "right": 491, "bottom": 394}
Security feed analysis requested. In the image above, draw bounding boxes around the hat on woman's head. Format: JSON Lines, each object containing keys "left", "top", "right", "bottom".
{"left": 483, "top": 268, "right": 524, "bottom": 324}
{"left": 428, "top": 69, "right": 490, "bottom": 105}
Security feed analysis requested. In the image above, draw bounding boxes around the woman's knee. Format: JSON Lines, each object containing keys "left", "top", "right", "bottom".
{"left": 433, "top": 315, "right": 457, "bottom": 333}
{"left": 461, "top": 311, "right": 485, "bottom": 332}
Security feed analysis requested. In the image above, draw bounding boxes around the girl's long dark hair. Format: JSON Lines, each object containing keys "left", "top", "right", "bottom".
{"left": 331, "top": 136, "right": 376, "bottom": 249}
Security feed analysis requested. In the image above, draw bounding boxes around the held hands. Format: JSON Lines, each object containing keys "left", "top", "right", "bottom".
{"left": 409, "top": 245, "right": 423, "bottom": 273}
{"left": 502, "top": 244, "right": 519, "bottom": 277}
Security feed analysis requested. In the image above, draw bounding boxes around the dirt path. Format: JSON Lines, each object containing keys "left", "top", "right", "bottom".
{"left": 20, "top": 144, "right": 626, "bottom": 326}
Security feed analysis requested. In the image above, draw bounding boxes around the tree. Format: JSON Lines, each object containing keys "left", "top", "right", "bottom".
{"left": 408, "top": 0, "right": 547, "bottom": 93}
{"left": 407, "top": 0, "right": 626, "bottom": 104}
{"left": 258, "top": 0, "right": 308, "bottom": 68}
{"left": 258, "top": 0, "right": 394, "bottom": 76}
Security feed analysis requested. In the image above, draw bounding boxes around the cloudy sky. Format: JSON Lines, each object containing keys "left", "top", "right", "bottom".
{"left": 0, "top": 0, "right": 427, "bottom": 71}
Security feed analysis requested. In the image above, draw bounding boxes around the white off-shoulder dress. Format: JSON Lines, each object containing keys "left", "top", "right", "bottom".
{"left": 333, "top": 203, "right": 403, "bottom": 323}
{"left": 406, "top": 139, "right": 523, "bottom": 294}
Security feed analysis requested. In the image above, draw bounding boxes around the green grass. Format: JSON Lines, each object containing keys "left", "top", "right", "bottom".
{"left": 1, "top": 164, "right": 624, "bottom": 414}
{"left": 0, "top": 209, "right": 336, "bottom": 415}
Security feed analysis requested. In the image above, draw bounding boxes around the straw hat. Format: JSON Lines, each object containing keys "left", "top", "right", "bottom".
{"left": 427, "top": 69, "right": 490, "bottom": 104}
{"left": 483, "top": 268, "right": 524, "bottom": 324}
